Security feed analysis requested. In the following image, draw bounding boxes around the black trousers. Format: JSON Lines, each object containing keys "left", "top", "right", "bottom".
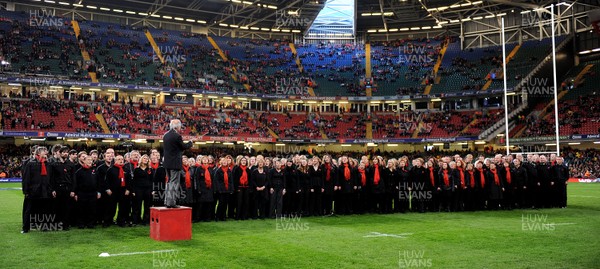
{"left": 54, "top": 192, "right": 72, "bottom": 228}
{"left": 215, "top": 193, "right": 230, "bottom": 221}
{"left": 372, "top": 192, "right": 385, "bottom": 213}
{"left": 270, "top": 188, "right": 284, "bottom": 218}
{"left": 236, "top": 188, "right": 250, "bottom": 220}
{"left": 283, "top": 190, "right": 301, "bottom": 215}
{"left": 338, "top": 192, "right": 354, "bottom": 215}
{"left": 355, "top": 190, "right": 367, "bottom": 214}
{"left": 557, "top": 183, "right": 567, "bottom": 207}
{"left": 322, "top": 193, "right": 334, "bottom": 215}
{"left": 503, "top": 188, "right": 514, "bottom": 209}
{"left": 104, "top": 193, "right": 120, "bottom": 225}
{"left": 308, "top": 189, "right": 322, "bottom": 216}
{"left": 464, "top": 188, "right": 476, "bottom": 211}
{"left": 383, "top": 192, "right": 394, "bottom": 213}
{"left": 514, "top": 187, "right": 526, "bottom": 208}
{"left": 301, "top": 188, "right": 311, "bottom": 215}
{"left": 132, "top": 188, "right": 152, "bottom": 224}
{"left": 428, "top": 190, "right": 441, "bottom": 212}
{"left": 199, "top": 201, "right": 214, "bottom": 221}
{"left": 254, "top": 191, "right": 269, "bottom": 219}
{"left": 77, "top": 193, "right": 97, "bottom": 228}
{"left": 227, "top": 192, "right": 237, "bottom": 219}
{"left": 96, "top": 194, "right": 106, "bottom": 225}
{"left": 22, "top": 198, "right": 51, "bottom": 232}
{"left": 247, "top": 192, "right": 257, "bottom": 219}
{"left": 117, "top": 192, "right": 132, "bottom": 225}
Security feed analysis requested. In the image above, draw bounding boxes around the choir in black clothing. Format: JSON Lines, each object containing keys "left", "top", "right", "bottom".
{"left": 20, "top": 147, "right": 572, "bottom": 233}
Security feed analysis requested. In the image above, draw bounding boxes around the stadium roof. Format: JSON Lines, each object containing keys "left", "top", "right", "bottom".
{"left": 17, "top": 0, "right": 600, "bottom": 33}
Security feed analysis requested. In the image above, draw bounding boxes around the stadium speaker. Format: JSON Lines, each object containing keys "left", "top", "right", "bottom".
{"left": 462, "top": 143, "right": 468, "bottom": 149}
{"left": 443, "top": 143, "right": 450, "bottom": 149}
{"left": 47, "top": 137, "right": 57, "bottom": 141}
{"left": 148, "top": 140, "right": 155, "bottom": 143}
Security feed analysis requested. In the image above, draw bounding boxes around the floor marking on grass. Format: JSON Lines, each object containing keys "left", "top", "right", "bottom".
{"left": 551, "top": 223, "right": 577, "bottom": 226}
{"left": 99, "top": 249, "right": 177, "bottom": 257}
{"left": 363, "top": 232, "right": 413, "bottom": 238}
{"left": 571, "top": 195, "right": 598, "bottom": 198}
{"left": 0, "top": 187, "right": 21, "bottom": 191}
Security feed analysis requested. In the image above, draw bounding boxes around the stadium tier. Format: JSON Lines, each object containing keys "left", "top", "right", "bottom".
{"left": 0, "top": 8, "right": 597, "bottom": 144}
{"left": 1, "top": 2, "right": 600, "bottom": 269}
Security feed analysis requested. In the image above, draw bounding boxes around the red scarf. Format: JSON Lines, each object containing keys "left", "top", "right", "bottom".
{"left": 458, "top": 167, "right": 465, "bottom": 187}
{"left": 343, "top": 164, "right": 351, "bottom": 181}
{"left": 505, "top": 167, "right": 511, "bottom": 185}
{"left": 491, "top": 169, "right": 500, "bottom": 186}
{"left": 239, "top": 165, "right": 248, "bottom": 186}
{"left": 82, "top": 164, "right": 91, "bottom": 169}
{"left": 114, "top": 164, "right": 125, "bottom": 187}
{"left": 202, "top": 164, "right": 212, "bottom": 189}
{"left": 429, "top": 167, "right": 435, "bottom": 186}
{"left": 325, "top": 163, "right": 331, "bottom": 181}
{"left": 222, "top": 167, "right": 229, "bottom": 190}
{"left": 373, "top": 164, "right": 380, "bottom": 185}
{"left": 183, "top": 165, "right": 191, "bottom": 188}
{"left": 443, "top": 169, "right": 449, "bottom": 186}
{"left": 478, "top": 168, "right": 486, "bottom": 188}
{"left": 468, "top": 170, "right": 475, "bottom": 188}
{"left": 131, "top": 160, "right": 139, "bottom": 168}
{"left": 150, "top": 162, "right": 159, "bottom": 170}
{"left": 36, "top": 156, "right": 47, "bottom": 176}
{"left": 358, "top": 168, "right": 366, "bottom": 186}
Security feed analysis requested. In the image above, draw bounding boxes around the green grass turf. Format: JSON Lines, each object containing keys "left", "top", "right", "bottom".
{"left": 0, "top": 183, "right": 599, "bottom": 268}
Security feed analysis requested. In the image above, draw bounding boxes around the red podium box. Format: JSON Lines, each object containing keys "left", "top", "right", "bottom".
{"left": 150, "top": 207, "right": 192, "bottom": 241}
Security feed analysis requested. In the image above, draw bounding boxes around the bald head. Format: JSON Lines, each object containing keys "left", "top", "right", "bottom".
{"left": 170, "top": 119, "right": 182, "bottom": 131}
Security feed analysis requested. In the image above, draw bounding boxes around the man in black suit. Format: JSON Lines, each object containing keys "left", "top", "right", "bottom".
{"left": 163, "top": 119, "right": 194, "bottom": 208}
{"left": 22, "top": 146, "right": 53, "bottom": 233}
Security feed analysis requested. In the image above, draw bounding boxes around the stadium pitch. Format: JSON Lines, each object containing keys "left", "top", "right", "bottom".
{"left": 0, "top": 183, "right": 598, "bottom": 268}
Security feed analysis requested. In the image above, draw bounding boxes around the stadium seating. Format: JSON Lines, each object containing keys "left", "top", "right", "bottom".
{"left": 0, "top": 10, "right": 84, "bottom": 80}
{"left": 1, "top": 98, "right": 102, "bottom": 133}
{"left": 296, "top": 43, "right": 363, "bottom": 96}
{"left": 370, "top": 38, "right": 442, "bottom": 96}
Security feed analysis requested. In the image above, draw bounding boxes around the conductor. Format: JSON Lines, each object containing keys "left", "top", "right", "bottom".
{"left": 163, "top": 119, "right": 193, "bottom": 208}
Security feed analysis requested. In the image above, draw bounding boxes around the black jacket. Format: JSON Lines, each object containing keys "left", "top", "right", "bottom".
{"left": 537, "top": 163, "right": 552, "bottom": 187}
{"left": 50, "top": 159, "right": 74, "bottom": 193}
{"left": 213, "top": 167, "right": 234, "bottom": 194}
{"left": 308, "top": 165, "right": 324, "bottom": 189}
{"left": 269, "top": 168, "right": 286, "bottom": 190}
{"left": 133, "top": 167, "right": 153, "bottom": 190}
{"left": 73, "top": 166, "right": 100, "bottom": 195}
{"left": 485, "top": 169, "right": 504, "bottom": 200}
{"left": 162, "top": 129, "right": 192, "bottom": 170}
{"left": 233, "top": 165, "right": 252, "bottom": 189}
{"left": 322, "top": 164, "right": 336, "bottom": 194}
{"left": 250, "top": 168, "right": 269, "bottom": 198}
{"left": 105, "top": 165, "right": 131, "bottom": 193}
{"left": 552, "top": 164, "right": 569, "bottom": 185}
{"left": 337, "top": 164, "right": 356, "bottom": 193}
{"left": 438, "top": 168, "right": 456, "bottom": 191}
{"left": 523, "top": 162, "right": 538, "bottom": 188}
{"left": 410, "top": 166, "right": 430, "bottom": 191}
{"left": 194, "top": 165, "right": 214, "bottom": 202}
{"left": 511, "top": 165, "right": 528, "bottom": 189}
{"left": 151, "top": 164, "right": 167, "bottom": 193}
{"left": 284, "top": 165, "right": 299, "bottom": 192}
{"left": 22, "top": 158, "right": 53, "bottom": 199}
{"left": 369, "top": 164, "right": 385, "bottom": 193}
{"left": 95, "top": 162, "right": 112, "bottom": 192}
